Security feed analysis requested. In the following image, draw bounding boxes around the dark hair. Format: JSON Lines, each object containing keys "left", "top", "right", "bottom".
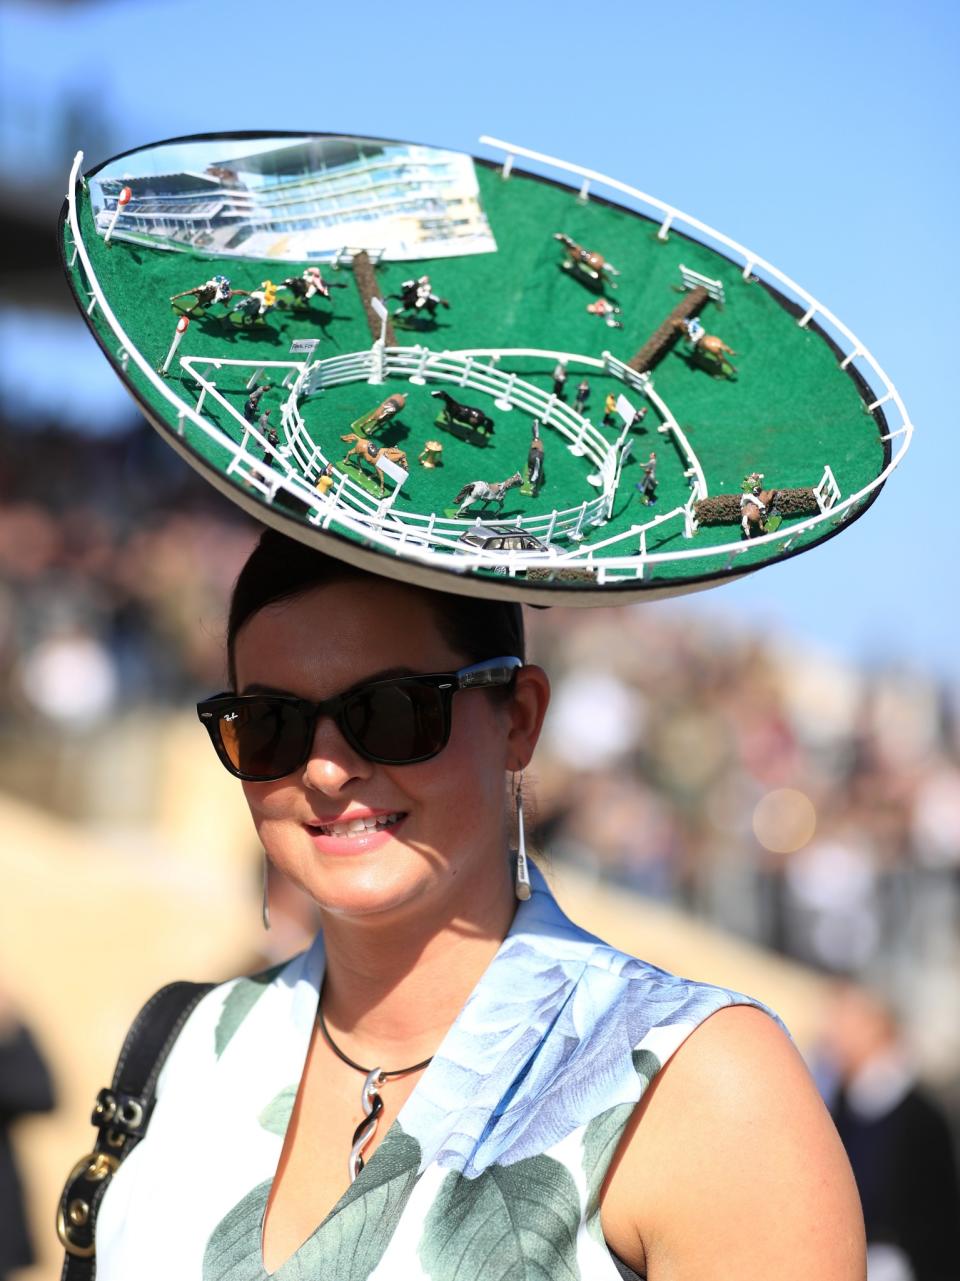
{"left": 226, "top": 528, "right": 525, "bottom": 688}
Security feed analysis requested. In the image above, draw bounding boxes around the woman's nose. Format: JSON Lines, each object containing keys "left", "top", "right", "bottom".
{"left": 300, "top": 715, "right": 372, "bottom": 793}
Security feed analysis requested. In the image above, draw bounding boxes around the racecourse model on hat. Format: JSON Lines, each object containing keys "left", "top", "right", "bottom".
{"left": 57, "top": 131, "right": 895, "bottom": 1279}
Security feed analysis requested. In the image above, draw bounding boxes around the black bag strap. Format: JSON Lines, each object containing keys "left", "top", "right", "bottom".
{"left": 58, "top": 979, "right": 214, "bottom": 1280}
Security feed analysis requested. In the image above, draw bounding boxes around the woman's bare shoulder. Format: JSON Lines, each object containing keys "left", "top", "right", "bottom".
{"left": 602, "top": 1004, "right": 865, "bottom": 1281}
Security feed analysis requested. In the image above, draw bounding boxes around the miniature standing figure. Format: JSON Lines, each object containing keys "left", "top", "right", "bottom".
{"left": 573, "top": 379, "right": 590, "bottom": 415}
{"left": 526, "top": 419, "right": 545, "bottom": 494}
{"left": 637, "top": 451, "right": 657, "bottom": 505}
{"left": 315, "top": 462, "right": 336, "bottom": 496}
{"left": 243, "top": 383, "right": 271, "bottom": 423}
{"left": 603, "top": 392, "right": 618, "bottom": 426}
{"left": 259, "top": 421, "right": 281, "bottom": 469}
{"left": 630, "top": 406, "right": 648, "bottom": 430}
{"left": 553, "top": 361, "right": 567, "bottom": 399}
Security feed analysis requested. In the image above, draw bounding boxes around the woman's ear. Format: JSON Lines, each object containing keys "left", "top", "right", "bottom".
{"left": 505, "top": 665, "right": 551, "bottom": 772}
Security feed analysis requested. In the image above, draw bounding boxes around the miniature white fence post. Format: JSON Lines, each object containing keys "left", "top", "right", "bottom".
{"left": 246, "top": 367, "right": 265, "bottom": 390}
{"left": 569, "top": 415, "right": 590, "bottom": 457}
{"left": 546, "top": 510, "right": 558, "bottom": 541}
{"left": 196, "top": 380, "right": 213, "bottom": 414}
{"left": 104, "top": 186, "right": 131, "bottom": 245}
{"left": 657, "top": 212, "right": 674, "bottom": 242}
{"left": 160, "top": 316, "right": 189, "bottom": 376}
{"left": 458, "top": 356, "right": 474, "bottom": 387}
{"left": 494, "top": 372, "right": 517, "bottom": 412}
{"left": 501, "top": 154, "right": 514, "bottom": 180}
{"left": 568, "top": 501, "right": 588, "bottom": 541}
{"left": 408, "top": 346, "right": 430, "bottom": 386}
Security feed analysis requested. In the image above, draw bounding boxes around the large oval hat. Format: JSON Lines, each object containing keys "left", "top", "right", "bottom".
{"left": 60, "top": 131, "right": 911, "bottom": 604}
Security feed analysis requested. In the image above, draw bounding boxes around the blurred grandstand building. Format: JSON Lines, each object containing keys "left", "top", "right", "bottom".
{"left": 91, "top": 137, "right": 497, "bottom": 261}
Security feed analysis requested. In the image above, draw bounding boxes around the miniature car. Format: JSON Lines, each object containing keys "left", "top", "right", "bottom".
{"left": 457, "top": 524, "right": 562, "bottom": 574}
{"left": 458, "top": 524, "right": 556, "bottom": 555}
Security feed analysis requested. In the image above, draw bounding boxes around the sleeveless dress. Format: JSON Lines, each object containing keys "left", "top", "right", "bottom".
{"left": 95, "top": 865, "right": 781, "bottom": 1279}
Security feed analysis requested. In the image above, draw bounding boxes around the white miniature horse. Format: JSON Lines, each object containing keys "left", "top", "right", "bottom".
{"left": 454, "top": 472, "right": 523, "bottom": 515}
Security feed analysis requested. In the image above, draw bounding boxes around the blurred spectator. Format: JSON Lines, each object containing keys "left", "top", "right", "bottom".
{"left": 816, "top": 982, "right": 960, "bottom": 1281}
{"left": 0, "top": 988, "right": 56, "bottom": 1280}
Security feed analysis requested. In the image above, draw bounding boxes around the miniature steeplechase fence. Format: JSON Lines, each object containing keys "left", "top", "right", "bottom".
{"left": 678, "top": 264, "right": 725, "bottom": 306}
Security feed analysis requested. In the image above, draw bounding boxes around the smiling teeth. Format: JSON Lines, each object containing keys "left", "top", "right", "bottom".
{"left": 318, "top": 813, "right": 403, "bottom": 838}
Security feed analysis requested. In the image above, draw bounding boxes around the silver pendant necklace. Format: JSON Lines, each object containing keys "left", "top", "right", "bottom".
{"left": 317, "top": 1002, "right": 433, "bottom": 1183}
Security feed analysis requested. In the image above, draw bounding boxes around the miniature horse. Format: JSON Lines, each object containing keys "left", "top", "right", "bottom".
{"left": 673, "top": 318, "right": 737, "bottom": 374}
{"left": 454, "top": 472, "right": 523, "bottom": 516}
{"left": 340, "top": 434, "right": 409, "bottom": 494}
{"left": 554, "top": 233, "right": 619, "bottom": 282}
{"left": 432, "top": 390, "right": 494, "bottom": 434}
{"left": 740, "top": 488, "right": 780, "bottom": 537}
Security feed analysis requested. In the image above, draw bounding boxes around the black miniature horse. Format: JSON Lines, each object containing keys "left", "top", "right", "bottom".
{"left": 390, "top": 277, "right": 450, "bottom": 322}
{"left": 432, "top": 390, "right": 494, "bottom": 434}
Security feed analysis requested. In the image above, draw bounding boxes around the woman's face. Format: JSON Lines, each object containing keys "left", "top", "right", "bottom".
{"left": 233, "top": 577, "right": 543, "bottom": 927}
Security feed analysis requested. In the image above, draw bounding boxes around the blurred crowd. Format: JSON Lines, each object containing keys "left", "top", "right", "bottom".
{"left": 3, "top": 420, "right": 959, "bottom": 1024}
{"left": 2, "top": 419, "right": 959, "bottom": 1277}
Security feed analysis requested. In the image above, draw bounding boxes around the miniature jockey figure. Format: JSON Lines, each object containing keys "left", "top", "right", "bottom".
{"left": 243, "top": 383, "right": 270, "bottom": 423}
{"left": 391, "top": 275, "right": 449, "bottom": 323}
{"left": 553, "top": 361, "right": 567, "bottom": 399}
{"left": 574, "top": 379, "right": 590, "bottom": 415}
{"left": 630, "top": 406, "right": 648, "bottom": 430}
{"left": 279, "top": 268, "right": 345, "bottom": 308}
{"left": 683, "top": 316, "right": 706, "bottom": 345}
{"left": 232, "top": 280, "right": 279, "bottom": 324}
{"left": 586, "top": 298, "right": 623, "bottom": 329}
{"left": 637, "top": 451, "right": 657, "bottom": 505}
{"left": 169, "top": 274, "right": 235, "bottom": 315}
{"left": 603, "top": 392, "right": 618, "bottom": 426}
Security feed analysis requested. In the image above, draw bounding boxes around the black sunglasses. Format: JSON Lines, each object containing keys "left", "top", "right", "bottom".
{"left": 197, "top": 657, "right": 522, "bottom": 781}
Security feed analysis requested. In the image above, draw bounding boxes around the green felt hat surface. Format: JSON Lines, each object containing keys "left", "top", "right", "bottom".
{"left": 59, "top": 131, "right": 910, "bottom": 605}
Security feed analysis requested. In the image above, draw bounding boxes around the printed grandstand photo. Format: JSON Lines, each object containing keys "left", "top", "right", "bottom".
{"left": 88, "top": 135, "right": 498, "bottom": 263}
{"left": 62, "top": 130, "right": 910, "bottom": 606}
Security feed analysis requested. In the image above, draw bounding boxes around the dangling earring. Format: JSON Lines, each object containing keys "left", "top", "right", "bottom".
{"left": 513, "top": 772, "right": 531, "bottom": 901}
{"left": 261, "top": 852, "right": 272, "bottom": 930}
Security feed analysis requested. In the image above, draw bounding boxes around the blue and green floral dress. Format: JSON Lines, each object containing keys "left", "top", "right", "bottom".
{"left": 95, "top": 865, "right": 778, "bottom": 1279}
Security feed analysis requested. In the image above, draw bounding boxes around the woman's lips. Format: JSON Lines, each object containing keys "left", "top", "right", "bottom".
{"left": 304, "top": 811, "right": 408, "bottom": 855}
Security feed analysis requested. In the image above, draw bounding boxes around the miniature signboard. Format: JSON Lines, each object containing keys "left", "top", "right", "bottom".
{"left": 290, "top": 338, "right": 320, "bottom": 356}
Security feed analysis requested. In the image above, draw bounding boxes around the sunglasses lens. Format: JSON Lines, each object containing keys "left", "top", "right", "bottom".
{"left": 218, "top": 699, "right": 310, "bottom": 779}
{"left": 343, "top": 681, "right": 447, "bottom": 763}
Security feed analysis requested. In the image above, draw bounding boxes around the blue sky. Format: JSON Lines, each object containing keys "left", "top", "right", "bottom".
{"left": 2, "top": 0, "right": 957, "bottom": 678}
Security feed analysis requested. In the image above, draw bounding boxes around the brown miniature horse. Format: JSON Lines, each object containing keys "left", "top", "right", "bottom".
{"left": 740, "top": 488, "right": 780, "bottom": 537}
{"left": 554, "top": 233, "right": 619, "bottom": 282}
{"left": 340, "top": 434, "right": 409, "bottom": 494}
{"left": 673, "top": 319, "right": 737, "bottom": 374}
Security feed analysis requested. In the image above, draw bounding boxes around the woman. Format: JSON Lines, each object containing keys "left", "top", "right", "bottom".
{"left": 93, "top": 529, "right": 864, "bottom": 1280}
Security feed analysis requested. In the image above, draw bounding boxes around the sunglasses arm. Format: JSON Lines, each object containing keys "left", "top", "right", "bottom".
{"left": 456, "top": 657, "right": 522, "bottom": 690}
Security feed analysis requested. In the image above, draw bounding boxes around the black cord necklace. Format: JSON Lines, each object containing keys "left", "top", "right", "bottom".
{"left": 317, "top": 1002, "right": 434, "bottom": 1183}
